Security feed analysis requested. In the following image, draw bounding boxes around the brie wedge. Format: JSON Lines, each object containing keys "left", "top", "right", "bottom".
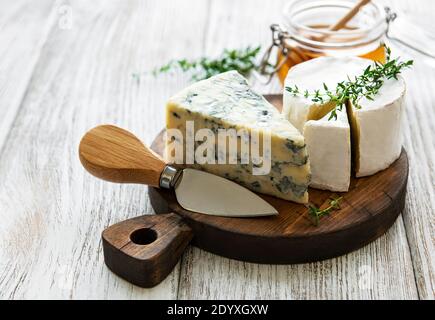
{"left": 283, "top": 56, "right": 371, "bottom": 133}
{"left": 348, "top": 76, "right": 406, "bottom": 177}
{"left": 283, "top": 57, "right": 371, "bottom": 191}
{"left": 304, "top": 107, "right": 351, "bottom": 192}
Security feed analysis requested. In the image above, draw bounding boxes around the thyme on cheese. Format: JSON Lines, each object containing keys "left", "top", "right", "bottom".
{"left": 285, "top": 46, "right": 414, "bottom": 121}
{"left": 308, "top": 197, "right": 342, "bottom": 226}
{"left": 150, "top": 46, "right": 261, "bottom": 81}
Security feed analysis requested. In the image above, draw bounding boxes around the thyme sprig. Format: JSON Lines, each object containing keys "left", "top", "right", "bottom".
{"left": 308, "top": 197, "right": 342, "bottom": 226}
{"left": 286, "top": 47, "right": 413, "bottom": 121}
{"left": 151, "top": 46, "right": 261, "bottom": 81}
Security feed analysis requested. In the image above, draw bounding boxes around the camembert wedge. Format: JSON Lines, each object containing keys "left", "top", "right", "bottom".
{"left": 348, "top": 76, "right": 406, "bottom": 177}
{"left": 283, "top": 56, "right": 407, "bottom": 188}
{"left": 283, "top": 57, "right": 370, "bottom": 133}
{"left": 304, "top": 107, "right": 351, "bottom": 192}
{"left": 283, "top": 57, "right": 371, "bottom": 191}
{"left": 166, "top": 71, "right": 310, "bottom": 203}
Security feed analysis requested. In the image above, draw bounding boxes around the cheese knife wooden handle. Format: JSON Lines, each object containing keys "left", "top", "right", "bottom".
{"left": 79, "top": 125, "right": 166, "bottom": 187}
{"left": 79, "top": 125, "right": 194, "bottom": 287}
{"left": 102, "top": 213, "right": 193, "bottom": 288}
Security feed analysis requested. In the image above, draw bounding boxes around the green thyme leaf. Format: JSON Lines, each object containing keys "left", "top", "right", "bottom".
{"left": 308, "top": 197, "right": 343, "bottom": 226}
{"left": 285, "top": 46, "right": 413, "bottom": 121}
{"left": 151, "top": 46, "right": 261, "bottom": 81}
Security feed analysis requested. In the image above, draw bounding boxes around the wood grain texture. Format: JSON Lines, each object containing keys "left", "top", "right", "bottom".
{"left": 328, "top": 0, "right": 371, "bottom": 32}
{"left": 178, "top": 218, "right": 416, "bottom": 299}
{"left": 0, "top": 0, "right": 209, "bottom": 299}
{"left": 148, "top": 95, "right": 408, "bottom": 266}
{"left": 0, "top": 0, "right": 432, "bottom": 300}
{"left": 401, "top": 69, "right": 435, "bottom": 300}
{"left": 381, "top": 0, "right": 435, "bottom": 300}
{"left": 79, "top": 125, "right": 167, "bottom": 187}
{"left": 177, "top": 0, "right": 419, "bottom": 300}
{"left": 103, "top": 213, "right": 193, "bottom": 288}
{"left": 0, "top": 0, "right": 56, "bottom": 150}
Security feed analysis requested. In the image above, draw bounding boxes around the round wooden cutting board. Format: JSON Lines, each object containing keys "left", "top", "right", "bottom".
{"left": 148, "top": 94, "right": 408, "bottom": 264}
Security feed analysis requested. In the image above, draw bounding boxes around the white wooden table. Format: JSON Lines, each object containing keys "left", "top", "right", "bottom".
{"left": 0, "top": 0, "right": 433, "bottom": 300}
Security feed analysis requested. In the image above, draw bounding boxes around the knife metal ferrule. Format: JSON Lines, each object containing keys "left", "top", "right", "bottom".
{"left": 159, "top": 165, "right": 180, "bottom": 189}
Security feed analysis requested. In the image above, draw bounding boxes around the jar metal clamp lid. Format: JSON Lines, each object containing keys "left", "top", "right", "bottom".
{"left": 258, "top": 5, "right": 434, "bottom": 83}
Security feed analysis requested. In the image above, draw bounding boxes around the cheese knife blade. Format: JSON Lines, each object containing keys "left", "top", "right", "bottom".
{"left": 79, "top": 125, "right": 278, "bottom": 218}
{"left": 171, "top": 168, "right": 278, "bottom": 217}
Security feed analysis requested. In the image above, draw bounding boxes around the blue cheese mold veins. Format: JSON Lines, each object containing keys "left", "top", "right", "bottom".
{"left": 166, "top": 71, "right": 311, "bottom": 204}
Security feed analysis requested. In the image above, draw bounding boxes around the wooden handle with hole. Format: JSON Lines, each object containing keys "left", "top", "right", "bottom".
{"left": 79, "top": 125, "right": 166, "bottom": 187}
{"left": 102, "top": 213, "right": 193, "bottom": 288}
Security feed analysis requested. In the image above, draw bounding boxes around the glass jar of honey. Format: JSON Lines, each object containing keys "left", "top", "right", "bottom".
{"left": 270, "top": 0, "right": 390, "bottom": 84}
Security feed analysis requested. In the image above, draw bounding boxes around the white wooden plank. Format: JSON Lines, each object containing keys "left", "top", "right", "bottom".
{"left": 401, "top": 66, "right": 435, "bottom": 300}
{"left": 1, "top": 0, "right": 432, "bottom": 300}
{"left": 0, "top": 0, "right": 56, "bottom": 152}
{"left": 380, "top": 0, "right": 435, "bottom": 300}
{"left": 178, "top": 0, "right": 419, "bottom": 300}
{"left": 179, "top": 219, "right": 417, "bottom": 299}
{"left": 0, "top": 0, "right": 210, "bottom": 299}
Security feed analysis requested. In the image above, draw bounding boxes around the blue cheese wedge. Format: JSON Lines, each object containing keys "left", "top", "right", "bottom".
{"left": 283, "top": 57, "right": 371, "bottom": 191}
{"left": 166, "top": 71, "right": 310, "bottom": 203}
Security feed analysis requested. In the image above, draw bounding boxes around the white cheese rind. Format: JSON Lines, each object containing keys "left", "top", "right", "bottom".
{"left": 304, "top": 107, "right": 351, "bottom": 192}
{"left": 166, "top": 71, "right": 310, "bottom": 204}
{"left": 283, "top": 56, "right": 371, "bottom": 133}
{"left": 283, "top": 56, "right": 406, "bottom": 184}
{"left": 282, "top": 57, "right": 370, "bottom": 191}
{"left": 349, "top": 76, "right": 406, "bottom": 177}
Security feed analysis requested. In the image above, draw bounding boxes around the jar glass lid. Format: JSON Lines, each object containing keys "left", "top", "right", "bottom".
{"left": 282, "top": 0, "right": 388, "bottom": 48}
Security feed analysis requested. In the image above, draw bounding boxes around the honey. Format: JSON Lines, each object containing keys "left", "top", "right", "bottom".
{"left": 277, "top": 42, "right": 386, "bottom": 85}
{"left": 271, "top": 0, "right": 389, "bottom": 84}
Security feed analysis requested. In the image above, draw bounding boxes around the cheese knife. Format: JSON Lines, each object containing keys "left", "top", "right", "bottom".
{"left": 79, "top": 125, "right": 278, "bottom": 217}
